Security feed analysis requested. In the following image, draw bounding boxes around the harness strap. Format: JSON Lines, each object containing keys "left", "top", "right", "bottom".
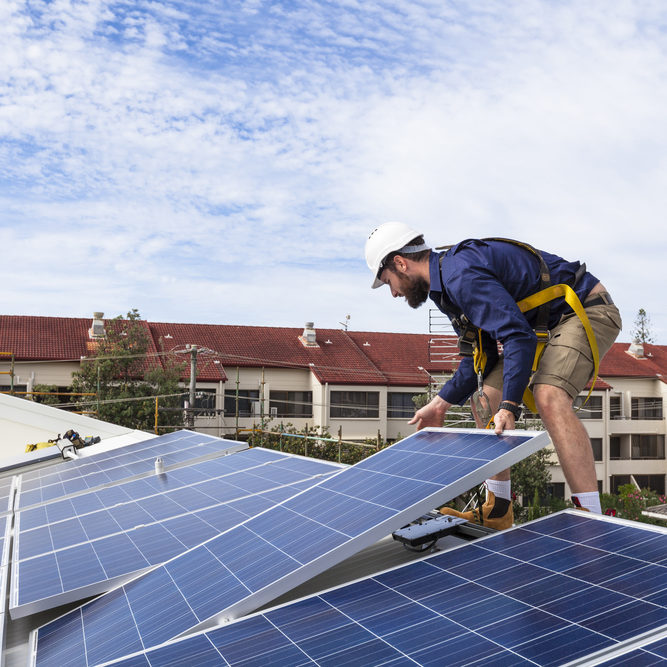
{"left": 516, "top": 284, "right": 600, "bottom": 414}
{"left": 437, "top": 239, "right": 599, "bottom": 415}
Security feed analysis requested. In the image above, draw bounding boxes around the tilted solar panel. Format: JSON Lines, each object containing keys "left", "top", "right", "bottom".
{"left": 11, "top": 448, "right": 342, "bottom": 618}
{"left": 84, "top": 511, "right": 667, "bottom": 667}
{"left": 0, "top": 513, "right": 11, "bottom": 662}
{"left": 31, "top": 427, "right": 551, "bottom": 666}
{"left": 596, "top": 635, "right": 667, "bottom": 665}
{"left": 0, "top": 476, "right": 14, "bottom": 514}
{"left": 16, "top": 430, "right": 247, "bottom": 510}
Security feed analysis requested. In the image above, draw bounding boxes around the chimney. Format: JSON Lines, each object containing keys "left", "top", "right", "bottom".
{"left": 627, "top": 340, "right": 645, "bottom": 359}
{"left": 299, "top": 322, "right": 319, "bottom": 347}
{"left": 89, "top": 312, "right": 106, "bottom": 339}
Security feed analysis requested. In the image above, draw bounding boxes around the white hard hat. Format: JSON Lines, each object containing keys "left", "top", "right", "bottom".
{"left": 365, "top": 221, "right": 424, "bottom": 288}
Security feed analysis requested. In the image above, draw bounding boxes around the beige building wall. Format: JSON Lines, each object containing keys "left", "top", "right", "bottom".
{"left": 1, "top": 361, "right": 80, "bottom": 392}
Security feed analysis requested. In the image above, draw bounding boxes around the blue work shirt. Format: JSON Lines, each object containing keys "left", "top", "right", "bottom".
{"left": 428, "top": 239, "right": 599, "bottom": 405}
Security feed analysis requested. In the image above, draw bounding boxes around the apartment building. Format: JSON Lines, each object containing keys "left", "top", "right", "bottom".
{"left": 1, "top": 314, "right": 665, "bottom": 495}
{"left": 0, "top": 315, "right": 456, "bottom": 446}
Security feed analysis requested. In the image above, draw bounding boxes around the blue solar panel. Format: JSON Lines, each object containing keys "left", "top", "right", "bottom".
{"left": 597, "top": 635, "right": 667, "bottom": 665}
{"left": 17, "top": 430, "right": 246, "bottom": 509}
{"left": 11, "top": 449, "right": 341, "bottom": 618}
{"left": 0, "top": 476, "right": 13, "bottom": 514}
{"left": 32, "top": 427, "right": 550, "bottom": 665}
{"left": 87, "top": 511, "right": 667, "bottom": 667}
{"left": 0, "top": 514, "right": 10, "bottom": 664}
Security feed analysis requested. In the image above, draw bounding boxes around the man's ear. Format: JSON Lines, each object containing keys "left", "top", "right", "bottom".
{"left": 393, "top": 255, "right": 409, "bottom": 274}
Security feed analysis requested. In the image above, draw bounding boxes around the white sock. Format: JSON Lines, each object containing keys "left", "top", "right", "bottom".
{"left": 572, "top": 492, "right": 601, "bottom": 514}
{"left": 486, "top": 479, "right": 511, "bottom": 502}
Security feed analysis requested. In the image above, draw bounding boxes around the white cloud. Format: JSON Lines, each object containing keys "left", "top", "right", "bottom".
{"left": 1, "top": 0, "right": 666, "bottom": 342}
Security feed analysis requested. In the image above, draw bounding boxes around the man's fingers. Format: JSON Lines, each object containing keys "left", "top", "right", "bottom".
{"left": 493, "top": 411, "right": 514, "bottom": 435}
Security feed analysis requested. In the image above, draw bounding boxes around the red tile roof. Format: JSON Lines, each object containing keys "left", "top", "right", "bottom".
{"left": 2, "top": 315, "right": 665, "bottom": 389}
{"left": 0, "top": 316, "right": 161, "bottom": 377}
{"left": 345, "top": 331, "right": 457, "bottom": 386}
{"left": 0, "top": 316, "right": 91, "bottom": 361}
{"left": 599, "top": 342, "right": 667, "bottom": 384}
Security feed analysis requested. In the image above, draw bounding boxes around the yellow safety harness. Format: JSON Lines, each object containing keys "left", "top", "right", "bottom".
{"left": 439, "top": 238, "right": 600, "bottom": 415}
{"left": 516, "top": 282, "right": 599, "bottom": 413}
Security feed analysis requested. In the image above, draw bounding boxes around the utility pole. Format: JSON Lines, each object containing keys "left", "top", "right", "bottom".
{"left": 187, "top": 345, "right": 198, "bottom": 430}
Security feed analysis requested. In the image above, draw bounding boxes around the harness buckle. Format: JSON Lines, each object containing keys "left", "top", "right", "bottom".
{"left": 535, "top": 327, "right": 550, "bottom": 343}
{"left": 457, "top": 328, "right": 477, "bottom": 357}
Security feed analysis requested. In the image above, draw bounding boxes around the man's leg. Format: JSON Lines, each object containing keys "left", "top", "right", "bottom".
{"left": 533, "top": 383, "right": 600, "bottom": 512}
{"left": 530, "top": 296, "right": 621, "bottom": 513}
{"left": 440, "top": 383, "right": 514, "bottom": 529}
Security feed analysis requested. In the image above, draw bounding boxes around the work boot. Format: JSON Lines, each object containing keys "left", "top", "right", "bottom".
{"left": 572, "top": 497, "right": 590, "bottom": 513}
{"left": 439, "top": 491, "right": 513, "bottom": 530}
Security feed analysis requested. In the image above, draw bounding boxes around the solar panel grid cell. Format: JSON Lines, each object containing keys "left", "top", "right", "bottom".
{"left": 99, "top": 511, "right": 666, "bottom": 667}
{"left": 17, "top": 448, "right": 336, "bottom": 553}
{"left": 13, "top": 452, "right": 342, "bottom": 616}
{"left": 32, "top": 428, "right": 550, "bottom": 665}
{"left": 599, "top": 636, "right": 667, "bottom": 665}
{"left": 17, "top": 431, "right": 243, "bottom": 510}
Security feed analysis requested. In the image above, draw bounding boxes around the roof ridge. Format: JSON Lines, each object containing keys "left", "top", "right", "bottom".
{"left": 341, "top": 330, "right": 388, "bottom": 383}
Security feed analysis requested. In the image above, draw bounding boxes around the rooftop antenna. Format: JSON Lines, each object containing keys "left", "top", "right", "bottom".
{"left": 340, "top": 314, "right": 351, "bottom": 331}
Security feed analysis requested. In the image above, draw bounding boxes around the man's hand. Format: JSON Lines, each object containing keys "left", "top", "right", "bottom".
{"left": 493, "top": 408, "right": 515, "bottom": 435}
{"left": 409, "top": 395, "right": 450, "bottom": 430}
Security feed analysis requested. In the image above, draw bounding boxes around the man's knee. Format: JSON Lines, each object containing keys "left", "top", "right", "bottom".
{"left": 533, "top": 383, "right": 573, "bottom": 419}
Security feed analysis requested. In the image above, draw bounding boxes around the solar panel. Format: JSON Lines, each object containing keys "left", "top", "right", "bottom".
{"left": 31, "top": 427, "right": 550, "bottom": 665}
{"left": 0, "top": 476, "right": 14, "bottom": 514}
{"left": 80, "top": 510, "right": 667, "bottom": 667}
{"left": 0, "top": 513, "right": 11, "bottom": 661}
{"left": 11, "top": 448, "right": 342, "bottom": 618}
{"left": 16, "top": 430, "right": 247, "bottom": 510}
{"left": 596, "top": 635, "right": 667, "bottom": 665}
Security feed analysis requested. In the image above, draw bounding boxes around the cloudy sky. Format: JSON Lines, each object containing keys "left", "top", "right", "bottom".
{"left": 1, "top": 0, "right": 666, "bottom": 342}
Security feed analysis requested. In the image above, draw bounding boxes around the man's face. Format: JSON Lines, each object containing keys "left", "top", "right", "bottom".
{"left": 380, "top": 266, "right": 429, "bottom": 309}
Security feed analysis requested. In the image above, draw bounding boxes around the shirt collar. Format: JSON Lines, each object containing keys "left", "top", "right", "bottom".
{"left": 428, "top": 250, "right": 442, "bottom": 292}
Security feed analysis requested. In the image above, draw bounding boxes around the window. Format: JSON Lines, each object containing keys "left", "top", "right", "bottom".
{"left": 631, "top": 434, "right": 665, "bottom": 460}
{"left": 610, "top": 395, "right": 622, "bottom": 419}
{"left": 0, "top": 383, "right": 27, "bottom": 395}
{"left": 612, "top": 474, "right": 665, "bottom": 495}
{"left": 224, "top": 389, "right": 260, "bottom": 417}
{"left": 269, "top": 391, "right": 312, "bottom": 418}
{"left": 610, "top": 475, "right": 630, "bottom": 495}
{"left": 609, "top": 437, "right": 624, "bottom": 459}
{"left": 631, "top": 397, "right": 663, "bottom": 420}
{"left": 330, "top": 391, "right": 379, "bottom": 418}
{"left": 633, "top": 475, "right": 665, "bottom": 495}
{"left": 545, "top": 482, "right": 565, "bottom": 500}
{"left": 590, "top": 438, "right": 602, "bottom": 462}
{"left": 573, "top": 395, "right": 602, "bottom": 419}
{"left": 388, "top": 392, "right": 422, "bottom": 419}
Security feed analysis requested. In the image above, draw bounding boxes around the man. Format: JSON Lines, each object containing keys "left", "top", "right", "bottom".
{"left": 365, "top": 221, "right": 622, "bottom": 529}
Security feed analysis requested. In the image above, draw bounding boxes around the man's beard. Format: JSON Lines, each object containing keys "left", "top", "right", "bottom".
{"left": 399, "top": 274, "right": 430, "bottom": 309}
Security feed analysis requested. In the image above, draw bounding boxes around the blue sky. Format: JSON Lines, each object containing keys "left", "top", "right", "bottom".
{"left": 1, "top": 0, "right": 666, "bottom": 341}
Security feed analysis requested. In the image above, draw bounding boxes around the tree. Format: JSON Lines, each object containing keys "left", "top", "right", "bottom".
{"left": 511, "top": 448, "right": 554, "bottom": 503}
{"left": 632, "top": 308, "right": 655, "bottom": 344}
{"left": 71, "top": 310, "right": 186, "bottom": 431}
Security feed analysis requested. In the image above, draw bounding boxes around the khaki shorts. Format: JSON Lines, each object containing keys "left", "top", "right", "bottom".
{"left": 484, "top": 292, "right": 622, "bottom": 400}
